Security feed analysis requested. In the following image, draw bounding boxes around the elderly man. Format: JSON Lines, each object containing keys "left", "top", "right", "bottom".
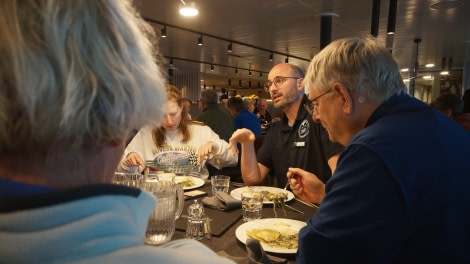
{"left": 293, "top": 37, "right": 470, "bottom": 263}
{"left": 229, "top": 64, "right": 343, "bottom": 191}
{"left": 253, "top": 98, "right": 272, "bottom": 125}
{"left": 0, "top": 1, "right": 233, "bottom": 263}
{"left": 196, "top": 89, "right": 234, "bottom": 142}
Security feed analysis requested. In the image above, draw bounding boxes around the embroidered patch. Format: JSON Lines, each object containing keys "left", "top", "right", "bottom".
{"left": 298, "top": 119, "right": 309, "bottom": 138}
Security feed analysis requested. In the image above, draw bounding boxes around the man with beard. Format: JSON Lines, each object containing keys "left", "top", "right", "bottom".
{"left": 229, "top": 64, "right": 343, "bottom": 203}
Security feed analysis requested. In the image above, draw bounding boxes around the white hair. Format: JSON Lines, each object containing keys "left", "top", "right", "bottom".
{"left": 0, "top": 0, "right": 166, "bottom": 168}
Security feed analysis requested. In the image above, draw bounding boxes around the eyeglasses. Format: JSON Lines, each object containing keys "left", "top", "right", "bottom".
{"left": 304, "top": 89, "right": 332, "bottom": 115}
{"left": 264, "top": 76, "right": 300, "bottom": 92}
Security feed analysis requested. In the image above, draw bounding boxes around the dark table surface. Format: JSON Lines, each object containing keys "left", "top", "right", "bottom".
{"left": 172, "top": 180, "right": 318, "bottom": 263}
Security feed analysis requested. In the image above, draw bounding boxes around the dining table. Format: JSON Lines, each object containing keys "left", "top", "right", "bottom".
{"left": 171, "top": 180, "right": 318, "bottom": 264}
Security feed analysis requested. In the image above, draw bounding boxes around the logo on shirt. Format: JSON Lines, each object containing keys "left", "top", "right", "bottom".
{"left": 298, "top": 119, "right": 309, "bottom": 138}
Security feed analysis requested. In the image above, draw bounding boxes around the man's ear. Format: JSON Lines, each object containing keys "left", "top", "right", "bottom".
{"left": 333, "top": 82, "right": 353, "bottom": 115}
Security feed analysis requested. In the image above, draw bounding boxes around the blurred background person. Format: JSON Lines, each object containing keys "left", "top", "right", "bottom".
{"left": 219, "top": 87, "right": 228, "bottom": 102}
{"left": 243, "top": 97, "right": 256, "bottom": 113}
{"left": 181, "top": 97, "right": 192, "bottom": 119}
{"left": 196, "top": 89, "right": 234, "bottom": 142}
{"left": 462, "top": 89, "right": 470, "bottom": 113}
{"left": 226, "top": 97, "right": 262, "bottom": 136}
{"left": 431, "top": 93, "right": 470, "bottom": 131}
{"left": 121, "top": 85, "right": 238, "bottom": 178}
{"left": 253, "top": 98, "right": 272, "bottom": 125}
{"left": 0, "top": 1, "right": 233, "bottom": 263}
{"left": 295, "top": 37, "right": 470, "bottom": 263}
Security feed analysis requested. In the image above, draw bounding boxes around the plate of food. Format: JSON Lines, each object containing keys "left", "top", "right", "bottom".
{"left": 175, "top": 176, "right": 205, "bottom": 190}
{"left": 235, "top": 218, "right": 306, "bottom": 254}
{"left": 230, "top": 186, "right": 294, "bottom": 204}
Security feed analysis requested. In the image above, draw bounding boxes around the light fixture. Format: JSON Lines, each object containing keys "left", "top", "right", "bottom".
{"left": 387, "top": 0, "right": 397, "bottom": 34}
{"left": 179, "top": 1, "right": 198, "bottom": 16}
{"left": 235, "top": 68, "right": 238, "bottom": 74}
{"left": 228, "top": 42, "right": 232, "bottom": 53}
{"left": 198, "top": 34, "right": 203, "bottom": 45}
{"left": 259, "top": 72, "right": 262, "bottom": 78}
{"left": 239, "top": 80, "right": 242, "bottom": 88}
{"left": 210, "top": 64, "right": 214, "bottom": 71}
{"left": 423, "top": 75, "right": 432, "bottom": 80}
{"left": 285, "top": 57, "right": 289, "bottom": 63}
{"left": 370, "top": 0, "right": 380, "bottom": 37}
{"left": 248, "top": 70, "right": 252, "bottom": 76}
{"left": 425, "top": 63, "right": 434, "bottom": 68}
{"left": 440, "top": 71, "right": 449, "bottom": 75}
{"left": 161, "top": 25, "right": 167, "bottom": 38}
{"left": 169, "top": 58, "right": 173, "bottom": 66}
{"left": 269, "top": 53, "right": 273, "bottom": 61}
{"left": 401, "top": 68, "right": 409, "bottom": 72}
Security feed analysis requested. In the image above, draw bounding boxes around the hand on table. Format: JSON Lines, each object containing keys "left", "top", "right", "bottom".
{"left": 287, "top": 167, "right": 326, "bottom": 205}
{"left": 124, "top": 152, "right": 145, "bottom": 168}
{"left": 228, "top": 128, "right": 255, "bottom": 154}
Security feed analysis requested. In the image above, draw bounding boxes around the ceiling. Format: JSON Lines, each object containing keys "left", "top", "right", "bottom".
{"left": 133, "top": 0, "right": 470, "bottom": 90}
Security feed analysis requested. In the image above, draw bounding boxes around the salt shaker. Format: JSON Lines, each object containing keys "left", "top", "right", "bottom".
{"left": 186, "top": 200, "right": 211, "bottom": 240}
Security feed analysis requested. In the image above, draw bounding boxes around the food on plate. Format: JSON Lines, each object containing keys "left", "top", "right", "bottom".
{"left": 176, "top": 177, "right": 195, "bottom": 188}
{"left": 246, "top": 225, "right": 298, "bottom": 249}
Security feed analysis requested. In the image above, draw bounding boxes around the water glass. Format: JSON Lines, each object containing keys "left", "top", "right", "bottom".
{"left": 113, "top": 172, "right": 145, "bottom": 188}
{"left": 210, "top": 175, "right": 230, "bottom": 195}
{"left": 241, "top": 191, "right": 263, "bottom": 222}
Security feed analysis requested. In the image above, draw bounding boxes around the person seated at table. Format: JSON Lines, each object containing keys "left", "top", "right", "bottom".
{"left": 292, "top": 37, "right": 470, "bottom": 263}
{"left": 253, "top": 98, "right": 272, "bottom": 125}
{"left": 0, "top": 1, "right": 234, "bottom": 263}
{"left": 243, "top": 97, "right": 256, "bottom": 113}
{"left": 195, "top": 89, "right": 234, "bottom": 142}
{"left": 228, "top": 63, "right": 343, "bottom": 195}
{"left": 181, "top": 97, "right": 193, "bottom": 120}
{"left": 430, "top": 93, "right": 470, "bottom": 132}
{"left": 120, "top": 85, "right": 238, "bottom": 178}
{"left": 226, "top": 97, "right": 262, "bottom": 136}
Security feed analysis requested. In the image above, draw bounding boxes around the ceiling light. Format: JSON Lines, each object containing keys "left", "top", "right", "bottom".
{"left": 401, "top": 68, "right": 409, "bottom": 72}
{"left": 239, "top": 80, "right": 242, "bottom": 88}
{"left": 198, "top": 34, "right": 203, "bottom": 45}
{"left": 235, "top": 68, "right": 238, "bottom": 74}
{"left": 161, "top": 25, "right": 167, "bottom": 38}
{"left": 387, "top": 0, "right": 397, "bottom": 34}
{"left": 285, "top": 57, "right": 289, "bottom": 63}
{"left": 259, "top": 72, "right": 262, "bottom": 78}
{"left": 423, "top": 75, "right": 432, "bottom": 80}
{"left": 179, "top": 1, "right": 198, "bottom": 16}
{"left": 169, "top": 58, "right": 173, "bottom": 66}
{"left": 248, "top": 70, "right": 252, "bottom": 76}
{"left": 228, "top": 42, "right": 232, "bottom": 52}
{"left": 210, "top": 64, "right": 214, "bottom": 71}
{"left": 425, "top": 63, "right": 434, "bottom": 68}
{"left": 269, "top": 53, "right": 273, "bottom": 61}
{"left": 440, "top": 71, "right": 449, "bottom": 75}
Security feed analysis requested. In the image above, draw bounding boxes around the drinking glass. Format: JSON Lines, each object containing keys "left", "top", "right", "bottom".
{"left": 210, "top": 175, "right": 230, "bottom": 195}
{"left": 241, "top": 191, "right": 263, "bottom": 222}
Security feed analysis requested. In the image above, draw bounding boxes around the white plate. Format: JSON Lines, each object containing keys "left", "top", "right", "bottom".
{"left": 230, "top": 186, "right": 294, "bottom": 204}
{"left": 235, "top": 218, "right": 306, "bottom": 254}
{"left": 175, "top": 176, "right": 205, "bottom": 190}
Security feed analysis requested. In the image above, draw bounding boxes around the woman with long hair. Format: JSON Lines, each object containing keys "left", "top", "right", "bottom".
{"left": 120, "top": 85, "right": 238, "bottom": 178}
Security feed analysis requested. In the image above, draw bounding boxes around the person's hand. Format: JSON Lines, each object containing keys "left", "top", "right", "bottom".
{"left": 287, "top": 167, "right": 326, "bottom": 204}
{"left": 124, "top": 152, "right": 145, "bottom": 168}
{"left": 228, "top": 128, "right": 255, "bottom": 154}
{"left": 197, "top": 141, "right": 214, "bottom": 165}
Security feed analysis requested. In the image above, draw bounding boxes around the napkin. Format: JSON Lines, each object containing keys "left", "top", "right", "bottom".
{"left": 201, "top": 191, "right": 241, "bottom": 211}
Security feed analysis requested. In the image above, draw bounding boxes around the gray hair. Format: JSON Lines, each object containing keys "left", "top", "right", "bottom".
{"left": 200, "top": 89, "right": 218, "bottom": 105}
{"left": 305, "top": 37, "right": 407, "bottom": 103}
{"left": 0, "top": 1, "right": 166, "bottom": 165}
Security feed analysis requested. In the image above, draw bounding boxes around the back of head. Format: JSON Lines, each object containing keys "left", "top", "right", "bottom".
{"left": 0, "top": 1, "right": 166, "bottom": 169}
{"left": 200, "top": 89, "right": 218, "bottom": 105}
{"left": 226, "top": 97, "right": 245, "bottom": 113}
{"left": 431, "top": 93, "right": 464, "bottom": 116}
{"left": 243, "top": 98, "right": 255, "bottom": 109}
{"left": 305, "top": 37, "right": 407, "bottom": 103}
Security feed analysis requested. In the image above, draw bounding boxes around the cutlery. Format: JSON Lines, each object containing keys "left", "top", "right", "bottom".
{"left": 294, "top": 197, "right": 319, "bottom": 209}
{"left": 284, "top": 204, "right": 304, "bottom": 214}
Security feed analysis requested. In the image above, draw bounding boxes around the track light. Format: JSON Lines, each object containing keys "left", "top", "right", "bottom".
{"left": 235, "top": 68, "right": 238, "bottom": 74}
{"left": 259, "top": 72, "right": 262, "bottom": 78}
{"left": 210, "top": 64, "right": 214, "bottom": 71}
{"left": 285, "top": 57, "right": 289, "bottom": 63}
{"left": 161, "top": 25, "right": 167, "bottom": 38}
{"left": 249, "top": 70, "right": 252, "bottom": 76}
{"left": 228, "top": 42, "right": 232, "bottom": 52}
{"left": 179, "top": 1, "right": 198, "bottom": 16}
{"left": 269, "top": 53, "right": 273, "bottom": 61}
{"left": 387, "top": 0, "right": 397, "bottom": 34}
{"left": 169, "top": 58, "right": 173, "bottom": 66}
{"left": 198, "top": 34, "right": 203, "bottom": 45}
{"left": 239, "top": 80, "right": 242, "bottom": 88}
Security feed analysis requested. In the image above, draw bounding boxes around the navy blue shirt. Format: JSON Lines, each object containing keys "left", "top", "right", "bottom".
{"left": 233, "top": 110, "right": 262, "bottom": 136}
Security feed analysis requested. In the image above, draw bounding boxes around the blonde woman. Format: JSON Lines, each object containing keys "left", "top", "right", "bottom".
{"left": 121, "top": 85, "right": 238, "bottom": 178}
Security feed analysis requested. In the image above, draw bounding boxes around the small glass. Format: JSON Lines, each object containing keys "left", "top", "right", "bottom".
{"left": 241, "top": 191, "right": 264, "bottom": 222}
{"left": 210, "top": 175, "right": 230, "bottom": 195}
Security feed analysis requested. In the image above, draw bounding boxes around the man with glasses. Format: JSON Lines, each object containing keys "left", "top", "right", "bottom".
{"left": 229, "top": 64, "right": 343, "bottom": 202}
{"left": 295, "top": 37, "right": 470, "bottom": 263}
